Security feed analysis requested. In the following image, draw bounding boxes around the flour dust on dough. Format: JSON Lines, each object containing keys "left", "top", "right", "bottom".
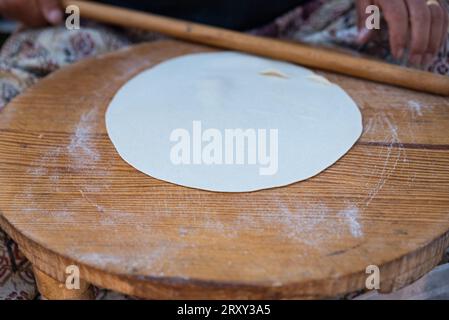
{"left": 106, "top": 52, "right": 363, "bottom": 192}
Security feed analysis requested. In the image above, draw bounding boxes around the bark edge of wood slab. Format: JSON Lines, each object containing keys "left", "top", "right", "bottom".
{"left": 1, "top": 40, "right": 449, "bottom": 299}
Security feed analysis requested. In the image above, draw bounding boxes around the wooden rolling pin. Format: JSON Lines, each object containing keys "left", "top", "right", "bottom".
{"left": 62, "top": 0, "right": 449, "bottom": 96}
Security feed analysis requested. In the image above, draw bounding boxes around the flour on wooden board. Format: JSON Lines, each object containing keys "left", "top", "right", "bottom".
{"left": 170, "top": 198, "right": 363, "bottom": 247}
{"left": 20, "top": 106, "right": 113, "bottom": 225}
{"left": 362, "top": 111, "right": 408, "bottom": 208}
{"left": 184, "top": 198, "right": 365, "bottom": 247}
{"left": 338, "top": 205, "right": 362, "bottom": 238}
{"left": 68, "top": 107, "right": 101, "bottom": 169}
{"left": 274, "top": 201, "right": 364, "bottom": 244}
{"left": 71, "top": 242, "right": 190, "bottom": 276}
{"left": 408, "top": 100, "right": 424, "bottom": 117}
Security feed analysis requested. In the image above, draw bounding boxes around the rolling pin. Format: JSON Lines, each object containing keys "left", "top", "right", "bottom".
{"left": 62, "top": 0, "right": 449, "bottom": 96}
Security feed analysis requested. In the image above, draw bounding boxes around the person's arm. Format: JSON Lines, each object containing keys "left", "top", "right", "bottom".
{"left": 357, "top": 0, "right": 449, "bottom": 67}
{"left": 0, "top": 0, "right": 63, "bottom": 27}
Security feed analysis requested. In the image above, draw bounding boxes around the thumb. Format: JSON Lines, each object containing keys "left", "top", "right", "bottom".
{"left": 38, "top": 0, "right": 63, "bottom": 25}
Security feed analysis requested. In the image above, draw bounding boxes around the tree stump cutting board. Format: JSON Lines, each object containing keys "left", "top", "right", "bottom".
{"left": 1, "top": 40, "right": 449, "bottom": 299}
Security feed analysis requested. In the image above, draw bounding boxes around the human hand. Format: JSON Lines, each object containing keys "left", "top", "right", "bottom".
{"left": 0, "top": 0, "right": 63, "bottom": 27}
{"left": 356, "top": 0, "right": 448, "bottom": 67}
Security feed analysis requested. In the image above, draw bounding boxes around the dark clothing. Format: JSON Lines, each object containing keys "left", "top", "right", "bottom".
{"left": 97, "top": 0, "right": 307, "bottom": 30}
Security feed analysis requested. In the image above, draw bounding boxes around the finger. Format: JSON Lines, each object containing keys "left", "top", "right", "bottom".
{"left": 0, "top": 0, "right": 26, "bottom": 20}
{"left": 3, "top": 0, "right": 48, "bottom": 27}
{"left": 424, "top": 1, "right": 445, "bottom": 67}
{"left": 376, "top": 0, "right": 409, "bottom": 59}
{"left": 0, "top": 1, "right": 6, "bottom": 13}
{"left": 23, "top": 0, "right": 48, "bottom": 27}
{"left": 356, "top": 0, "right": 373, "bottom": 30}
{"left": 405, "top": 0, "right": 431, "bottom": 66}
{"left": 38, "top": 0, "right": 63, "bottom": 25}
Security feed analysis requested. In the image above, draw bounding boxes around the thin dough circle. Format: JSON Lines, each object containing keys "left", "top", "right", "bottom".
{"left": 106, "top": 52, "right": 363, "bottom": 192}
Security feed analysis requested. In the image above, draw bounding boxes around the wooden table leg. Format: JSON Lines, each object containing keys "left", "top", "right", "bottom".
{"left": 33, "top": 266, "right": 94, "bottom": 300}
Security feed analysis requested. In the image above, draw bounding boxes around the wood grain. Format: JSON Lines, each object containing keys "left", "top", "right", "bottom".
{"left": 0, "top": 40, "right": 449, "bottom": 299}
{"left": 33, "top": 266, "right": 94, "bottom": 300}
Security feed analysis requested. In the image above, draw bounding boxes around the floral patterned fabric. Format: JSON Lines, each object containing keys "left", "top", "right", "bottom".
{"left": 0, "top": 0, "right": 448, "bottom": 300}
{"left": 0, "top": 23, "right": 132, "bottom": 110}
{"left": 0, "top": 231, "right": 36, "bottom": 300}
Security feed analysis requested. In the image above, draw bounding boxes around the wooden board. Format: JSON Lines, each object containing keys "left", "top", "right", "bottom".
{"left": 1, "top": 40, "right": 449, "bottom": 299}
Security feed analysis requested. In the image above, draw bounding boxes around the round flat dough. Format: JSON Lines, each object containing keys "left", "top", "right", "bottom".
{"left": 106, "top": 52, "right": 362, "bottom": 192}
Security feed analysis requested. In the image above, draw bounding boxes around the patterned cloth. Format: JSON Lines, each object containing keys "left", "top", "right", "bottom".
{"left": 0, "top": 232, "right": 36, "bottom": 300}
{"left": 0, "top": 0, "right": 448, "bottom": 300}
